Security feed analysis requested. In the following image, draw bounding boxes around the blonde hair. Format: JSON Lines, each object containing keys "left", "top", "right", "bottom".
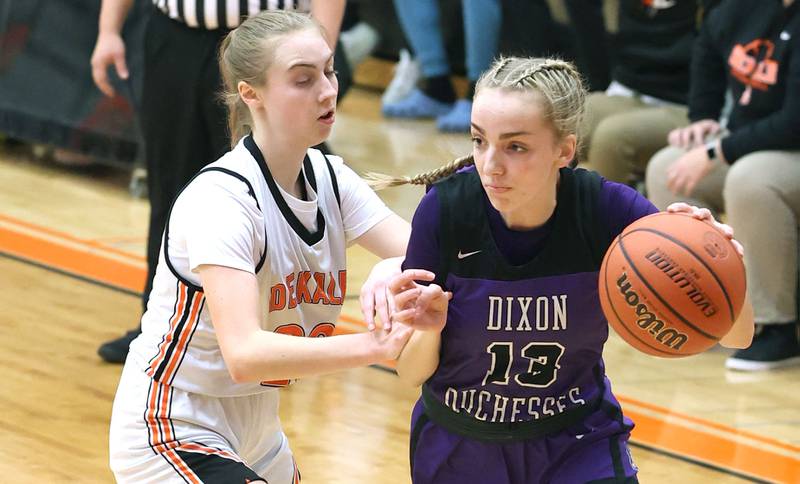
{"left": 366, "top": 56, "right": 587, "bottom": 190}
{"left": 218, "top": 10, "right": 324, "bottom": 147}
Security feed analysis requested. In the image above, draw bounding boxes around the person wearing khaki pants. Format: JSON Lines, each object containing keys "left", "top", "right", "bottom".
{"left": 581, "top": 91, "right": 687, "bottom": 184}
{"left": 648, "top": 145, "right": 800, "bottom": 370}
{"left": 573, "top": 0, "right": 716, "bottom": 184}
{"left": 645, "top": 0, "right": 800, "bottom": 371}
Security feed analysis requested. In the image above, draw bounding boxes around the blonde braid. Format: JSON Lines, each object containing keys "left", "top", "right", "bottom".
{"left": 364, "top": 154, "right": 474, "bottom": 190}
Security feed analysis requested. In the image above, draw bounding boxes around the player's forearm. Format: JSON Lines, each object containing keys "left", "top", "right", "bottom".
{"left": 396, "top": 330, "right": 440, "bottom": 387}
{"left": 226, "top": 330, "right": 383, "bottom": 383}
{"left": 719, "top": 293, "right": 754, "bottom": 349}
{"left": 99, "top": 0, "right": 134, "bottom": 35}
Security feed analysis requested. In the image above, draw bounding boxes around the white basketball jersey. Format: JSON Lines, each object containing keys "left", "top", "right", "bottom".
{"left": 128, "top": 135, "right": 389, "bottom": 397}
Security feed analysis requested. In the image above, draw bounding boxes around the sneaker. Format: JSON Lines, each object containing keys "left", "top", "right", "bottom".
{"left": 725, "top": 323, "right": 800, "bottom": 371}
{"left": 436, "top": 99, "right": 472, "bottom": 132}
{"left": 98, "top": 328, "right": 141, "bottom": 364}
{"left": 381, "top": 49, "right": 421, "bottom": 106}
{"left": 382, "top": 88, "right": 453, "bottom": 119}
{"left": 339, "top": 22, "right": 380, "bottom": 70}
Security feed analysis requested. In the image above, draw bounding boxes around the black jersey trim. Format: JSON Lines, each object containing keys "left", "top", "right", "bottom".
{"left": 420, "top": 383, "right": 599, "bottom": 442}
{"left": 152, "top": 286, "right": 200, "bottom": 381}
{"left": 244, "top": 135, "right": 326, "bottom": 246}
{"left": 162, "top": 166, "right": 267, "bottom": 292}
{"left": 322, "top": 154, "right": 342, "bottom": 207}
{"left": 436, "top": 167, "right": 605, "bottom": 281}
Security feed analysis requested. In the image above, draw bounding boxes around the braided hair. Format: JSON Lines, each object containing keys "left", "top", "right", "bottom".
{"left": 365, "top": 56, "right": 586, "bottom": 190}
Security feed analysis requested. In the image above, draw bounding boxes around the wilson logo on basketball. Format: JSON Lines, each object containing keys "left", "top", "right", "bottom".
{"left": 616, "top": 272, "right": 688, "bottom": 350}
{"left": 645, "top": 249, "right": 718, "bottom": 317}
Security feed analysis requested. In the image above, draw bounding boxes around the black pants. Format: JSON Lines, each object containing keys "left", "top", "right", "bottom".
{"left": 139, "top": 10, "right": 230, "bottom": 312}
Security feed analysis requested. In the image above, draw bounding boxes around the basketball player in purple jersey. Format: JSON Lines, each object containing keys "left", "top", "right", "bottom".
{"left": 377, "top": 57, "right": 754, "bottom": 483}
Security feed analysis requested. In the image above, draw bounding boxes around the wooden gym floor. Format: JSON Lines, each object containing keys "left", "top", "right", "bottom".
{"left": 1, "top": 71, "right": 799, "bottom": 483}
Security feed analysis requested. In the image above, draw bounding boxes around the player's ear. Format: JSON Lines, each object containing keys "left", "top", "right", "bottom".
{"left": 555, "top": 133, "right": 576, "bottom": 169}
{"left": 238, "top": 81, "right": 263, "bottom": 109}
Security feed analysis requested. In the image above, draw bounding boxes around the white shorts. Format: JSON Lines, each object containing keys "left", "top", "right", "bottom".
{"left": 109, "top": 361, "right": 299, "bottom": 483}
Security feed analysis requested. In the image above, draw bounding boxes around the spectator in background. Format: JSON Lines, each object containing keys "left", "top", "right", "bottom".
{"left": 577, "top": 0, "right": 717, "bottom": 185}
{"left": 381, "top": 0, "right": 501, "bottom": 133}
{"left": 90, "top": 0, "right": 345, "bottom": 364}
{"left": 647, "top": 0, "right": 800, "bottom": 371}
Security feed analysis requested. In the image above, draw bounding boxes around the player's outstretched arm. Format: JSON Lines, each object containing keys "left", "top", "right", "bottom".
{"left": 666, "top": 202, "right": 754, "bottom": 349}
{"left": 198, "top": 264, "right": 413, "bottom": 384}
{"left": 389, "top": 270, "right": 452, "bottom": 387}
{"left": 720, "top": 294, "right": 754, "bottom": 349}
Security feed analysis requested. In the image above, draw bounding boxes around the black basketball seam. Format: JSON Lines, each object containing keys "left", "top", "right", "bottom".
{"left": 619, "top": 234, "right": 720, "bottom": 340}
{"left": 602, "top": 238, "right": 681, "bottom": 357}
{"left": 627, "top": 225, "right": 736, "bottom": 322}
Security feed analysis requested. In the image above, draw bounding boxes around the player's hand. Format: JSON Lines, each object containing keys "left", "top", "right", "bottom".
{"left": 668, "top": 119, "right": 720, "bottom": 149}
{"left": 91, "top": 31, "right": 129, "bottom": 97}
{"left": 665, "top": 146, "right": 716, "bottom": 197}
{"left": 370, "top": 319, "right": 414, "bottom": 361}
{"left": 666, "top": 202, "right": 744, "bottom": 258}
{"left": 388, "top": 270, "right": 451, "bottom": 333}
{"left": 361, "top": 256, "right": 408, "bottom": 331}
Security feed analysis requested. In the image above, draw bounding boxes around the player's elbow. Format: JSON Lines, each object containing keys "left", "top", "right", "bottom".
{"left": 222, "top": 346, "right": 262, "bottom": 384}
{"left": 226, "top": 357, "right": 258, "bottom": 384}
{"left": 719, "top": 330, "right": 753, "bottom": 349}
{"left": 396, "top": 370, "right": 426, "bottom": 388}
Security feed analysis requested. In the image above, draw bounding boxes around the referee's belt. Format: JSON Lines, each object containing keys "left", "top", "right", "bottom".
{"left": 420, "top": 383, "right": 601, "bottom": 442}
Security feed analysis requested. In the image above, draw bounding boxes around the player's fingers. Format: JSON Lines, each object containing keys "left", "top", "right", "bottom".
{"left": 666, "top": 202, "right": 692, "bottom": 213}
{"left": 387, "top": 269, "right": 434, "bottom": 293}
{"left": 393, "top": 287, "right": 422, "bottom": 308}
{"left": 360, "top": 289, "right": 376, "bottom": 331}
{"left": 375, "top": 285, "right": 391, "bottom": 331}
{"left": 391, "top": 308, "right": 417, "bottom": 323}
{"left": 714, "top": 221, "right": 735, "bottom": 238}
{"left": 692, "top": 207, "right": 712, "bottom": 220}
{"left": 731, "top": 238, "right": 745, "bottom": 258}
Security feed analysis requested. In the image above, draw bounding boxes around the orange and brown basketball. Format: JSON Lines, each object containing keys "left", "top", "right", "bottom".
{"left": 599, "top": 212, "right": 747, "bottom": 357}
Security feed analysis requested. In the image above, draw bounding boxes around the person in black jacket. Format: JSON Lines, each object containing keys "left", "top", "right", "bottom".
{"left": 647, "top": 0, "right": 800, "bottom": 371}
{"left": 577, "top": 0, "right": 715, "bottom": 185}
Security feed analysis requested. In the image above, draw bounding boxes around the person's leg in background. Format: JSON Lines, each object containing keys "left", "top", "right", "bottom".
{"left": 436, "top": 0, "right": 500, "bottom": 132}
{"left": 98, "top": 13, "right": 229, "bottom": 363}
{"left": 382, "top": 0, "right": 455, "bottom": 119}
{"left": 582, "top": 103, "right": 688, "bottom": 185}
{"left": 723, "top": 151, "right": 800, "bottom": 371}
{"left": 578, "top": 93, "right": 643, "bottom": 169}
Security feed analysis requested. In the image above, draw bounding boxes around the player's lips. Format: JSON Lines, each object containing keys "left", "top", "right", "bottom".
{"left": 318, "top": 109, "right": 335, "bottom": 125}
{"left": 484, "top": 183, "right": 510, "bottom": 193}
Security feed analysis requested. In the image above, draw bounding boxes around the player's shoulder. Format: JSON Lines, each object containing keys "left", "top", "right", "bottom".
{"left": 181, "top": 146, "right": 261, "bottom": 206}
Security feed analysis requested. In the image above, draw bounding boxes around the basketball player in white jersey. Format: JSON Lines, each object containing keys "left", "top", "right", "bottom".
{"left": 109, "top": 11, "right": 415, "bottom": 483}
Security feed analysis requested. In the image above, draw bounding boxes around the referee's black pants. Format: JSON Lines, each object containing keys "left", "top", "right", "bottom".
{"left": 139, "top": 9, "right": 229, "bottom": 312}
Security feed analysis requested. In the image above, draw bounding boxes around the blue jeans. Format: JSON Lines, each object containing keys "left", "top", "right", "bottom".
{"left": 393, "top": 0, "right": 501, "bottom": 81}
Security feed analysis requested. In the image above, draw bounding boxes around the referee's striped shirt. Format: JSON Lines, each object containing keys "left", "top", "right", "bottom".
{"left": 152, "top": 0, "right": 311, "bottom": 30}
